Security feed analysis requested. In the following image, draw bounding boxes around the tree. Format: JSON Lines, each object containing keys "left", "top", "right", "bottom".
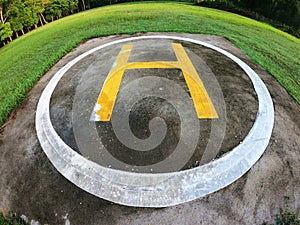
{"left": 23, "top": 0, "right": 45, "bottom": 29}
{"left": 39, "top": 0, "right": 50, "bottom": 25}
{"left": 44, "top": 0, "right": 67, "bottom": 21}
{"left": 79, "top": 0, "right": 86, "bottom": 11}
{"left": 0, "top": 0, "right": 10, "bottom": 24}
{"left": 0, "top": 21, "right": 13, "bottom": 44}
{"left": 22, "top": 5, "right": 35, "bottom": 31}
{"left": 201, "top": 0, "right": 300, "bottom": 30}
{"left": 0, "top": 3, "right": 4, "bottom": 23}
{"left": 4, "top": 0, "right": 25, "bottom": 37}
{"left": 270, "top": 0, "right": 300, "bottom": 27}
{"left": 68, "top": 0, "right": 78, "bottom": 14}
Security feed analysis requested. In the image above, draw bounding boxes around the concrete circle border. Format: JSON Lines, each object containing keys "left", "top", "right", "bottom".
{"left": 36, "top": 35, "right": 274, "bottom": 207}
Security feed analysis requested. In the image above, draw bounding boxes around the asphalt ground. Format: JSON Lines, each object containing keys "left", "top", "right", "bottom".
{"left": 0, "top": 33, "right": 299, "bottom": 224}
{"left": 50, "top": 37, "right": 255, "bottom": 173}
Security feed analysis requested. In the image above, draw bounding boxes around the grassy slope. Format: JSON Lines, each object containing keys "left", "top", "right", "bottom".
{"left": 0, "top": 2, "right": 299, "bottom": 126}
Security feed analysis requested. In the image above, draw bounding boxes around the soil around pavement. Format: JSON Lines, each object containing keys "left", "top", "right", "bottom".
{"left": 0, "top": 33, "right": 299, "bottom": 225}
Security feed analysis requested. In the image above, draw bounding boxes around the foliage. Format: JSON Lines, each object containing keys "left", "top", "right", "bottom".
{"left": 0, "top": 2, "right": 299, "bottom": 128}
{"left": 197, "top": 0, "right": 300, "bottom": 38}
{"left": 198, "top": 0, "right": 300, "bottom": 33}
{"left": 0, "top": 0, "right": 79, "bottom": 44}
{"left": 0, "top": 213, "right": 28, "bottom": 225}
{"left": 7, "top": 0, "right": 25, "bottom": 35}
{"left": 0, "top": 22, "right": 12, "bottom": 41}
{"left": 266, "top": 196, "right": 300, "bottom": 225}
{"left": 272, "top": 210, "right": 300, "bottom": 225}
{"left": 44, "top": 0, "right": 78, "bottom": 21}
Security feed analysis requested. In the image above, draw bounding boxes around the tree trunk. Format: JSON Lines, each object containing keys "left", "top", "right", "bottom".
{"left": 40, "top": 18, "right": 43, "bottom": 26}
{"left": 9, "top": 36, "right": 12, "bottom": 42}
{"left": 39, "top": 15, "right": 43, "bottom": 26}
{"left": 21, "top": 29, "right": 25, "bottom": 35}
{"left": 0, "top": 5, "right": 6, "bottom": 24}
{"left": 34, "top": 23, "right": 38, "bottom": 29}
{"left": 81, "top": 0, "right": 86, "bottom": 11}
{"left": 0, "top": 7, "right": 4, "bottom": 24}
{"left": 40, "top": 13, "right": 48, "bottom": 24}
{"left": 15, "top": 32, "right": 19, "bottom": 38}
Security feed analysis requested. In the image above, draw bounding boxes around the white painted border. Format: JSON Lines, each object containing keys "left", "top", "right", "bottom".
{"left": 36, "top": 35, "right": 274, "bottom": 207}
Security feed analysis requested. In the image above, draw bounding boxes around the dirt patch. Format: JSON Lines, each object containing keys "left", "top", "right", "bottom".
{"left": 0, "top": 33, "right": 299, "bottom": 224}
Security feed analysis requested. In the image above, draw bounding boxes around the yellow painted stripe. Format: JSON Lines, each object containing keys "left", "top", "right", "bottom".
{"left": 96, "top": 44, "right": 133, "bottom": 121}
{"left": 172, "top": 43, "right": 218, "bottom": 118}
{"left": 126, "top": 61, "right": 180, "bottom": 69}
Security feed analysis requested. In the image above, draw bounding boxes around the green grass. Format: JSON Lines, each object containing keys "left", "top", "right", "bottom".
{"left": 0, "top": 2, "right": 299, "bottom": 127}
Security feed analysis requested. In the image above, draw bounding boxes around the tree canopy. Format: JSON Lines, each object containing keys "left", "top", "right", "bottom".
{"left": 199, "top": 0, "right": 300, "bottom": 33}
{"left": 0, "top": 0, "right": 80, "bottom": 45}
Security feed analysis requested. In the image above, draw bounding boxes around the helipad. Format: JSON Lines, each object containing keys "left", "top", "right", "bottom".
{"left": 36, "top": 34, "right": 274, "bottom": 207}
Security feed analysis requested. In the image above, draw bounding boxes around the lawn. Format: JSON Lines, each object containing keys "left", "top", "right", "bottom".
{"left": 0, "top": 2, "right": 299, "bottom": 127}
